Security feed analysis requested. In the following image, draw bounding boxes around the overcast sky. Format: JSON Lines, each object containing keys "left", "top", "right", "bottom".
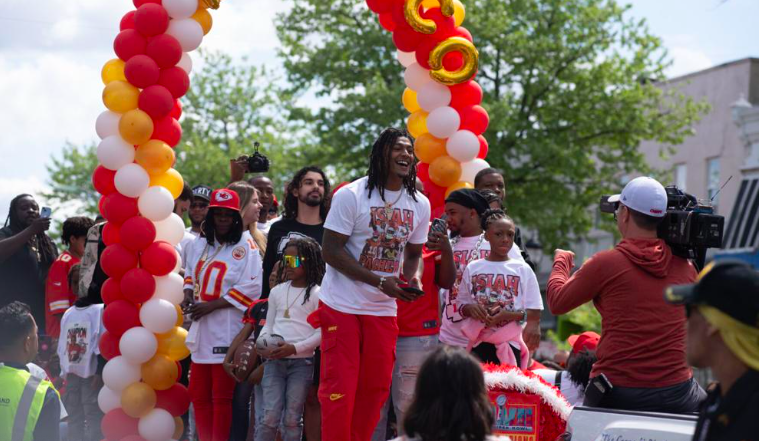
{"left": 0, "top": 0, "right": 757, "bottom": 223}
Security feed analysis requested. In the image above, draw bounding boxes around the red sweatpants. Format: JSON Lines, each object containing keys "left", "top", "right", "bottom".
{"left": 318, "top": 304, "right": 398, "bottom": 441}
{"left": 189, "top": 362, "right": 236, "bottom": 441}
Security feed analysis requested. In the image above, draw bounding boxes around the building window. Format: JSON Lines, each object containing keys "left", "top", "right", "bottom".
{"left": 707, "top": 158, "right": 720, "bottom": 204}
{"left": 674, "top": 163, "right": 687, "bottom": 190}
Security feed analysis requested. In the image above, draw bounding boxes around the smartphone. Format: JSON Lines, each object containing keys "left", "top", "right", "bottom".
{"left": 40, "top": 207, "right": 52, "bottom": 219}
{"left": 430, "top": 215, "right": 448, "bottom": 235}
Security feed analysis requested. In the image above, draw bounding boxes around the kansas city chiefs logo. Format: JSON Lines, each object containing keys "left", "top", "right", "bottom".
{"left": 215, "top": 191, "right": 233, "bottom": 202}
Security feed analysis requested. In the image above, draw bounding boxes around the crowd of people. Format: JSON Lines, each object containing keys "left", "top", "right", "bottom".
{"left": 0, "top": 127, "right": 757, "bottom": 441}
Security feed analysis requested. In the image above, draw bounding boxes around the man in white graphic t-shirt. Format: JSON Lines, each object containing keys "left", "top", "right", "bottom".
{"left": 319, "top": 128, "right": 430, "bottom": 441}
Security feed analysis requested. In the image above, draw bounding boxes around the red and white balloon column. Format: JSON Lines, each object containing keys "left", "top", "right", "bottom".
{"left": 94, "top": 0, "right": 215, "bottom": 440}
{"left": 369, "top": 0, "right": 491, "bottom": 217}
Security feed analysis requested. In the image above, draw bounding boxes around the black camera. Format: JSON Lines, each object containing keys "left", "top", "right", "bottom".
{"left": 246, "top": 142, "right": 270, "bottom": 173}
{"left": 600, "top": 185, "right": 724, "bottom": 269}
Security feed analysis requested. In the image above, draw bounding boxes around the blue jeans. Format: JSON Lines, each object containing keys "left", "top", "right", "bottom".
{"left": 255, "top": 357, "right": 314, "bottom": 441}
{"left": 372, "top": 334, "right": 439, "bottom": 440}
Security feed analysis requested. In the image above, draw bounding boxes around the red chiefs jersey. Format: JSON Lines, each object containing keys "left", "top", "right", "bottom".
{"left": 45, "top": 250, "right": 80, "bottom": 338}
{"left": 397, "top": 247, "right": 440, "bottom": 337}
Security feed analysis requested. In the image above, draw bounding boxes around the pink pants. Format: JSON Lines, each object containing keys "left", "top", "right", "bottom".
{"left": 462, "top": 318, "right": 529, "bottom": 369}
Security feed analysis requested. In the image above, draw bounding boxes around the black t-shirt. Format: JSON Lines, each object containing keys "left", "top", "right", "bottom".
{"left": 261, "top": 218, "right": 324, "bottom": 298}
{"left": 0, "top": 227, "right": 55, "bottom": 329}
{"left": 693, "top": 368, "right": 759, "bottom": 441}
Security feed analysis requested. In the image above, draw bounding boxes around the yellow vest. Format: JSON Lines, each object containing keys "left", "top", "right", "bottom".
{"left": 0, "top": 364, "right": 55, "bottom": 441}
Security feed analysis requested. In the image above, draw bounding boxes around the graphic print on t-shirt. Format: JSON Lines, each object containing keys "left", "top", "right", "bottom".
{"left": 445, "top": 247, "right": 489, "bottom": 322}
{"left": 66, "top": 322, "right": 90, "bottom": 364}
{"left": 470, "top": 272, "right": 521, "bottom": 311}
{"left": 359, "top": 207, "right": 415, "bottom": 273}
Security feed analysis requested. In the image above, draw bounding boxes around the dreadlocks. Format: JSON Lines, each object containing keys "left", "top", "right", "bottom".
{"left": 284, "top": 166, "right": 331, "bottom": 221}
{"left": 202, "top": 207, "right": 244, "bottom": 246}
{"left": 4, "top": 194, "right": 57, "bottom": 266}
{"left": 277, "top": 237, "right": 325, "bottom": 304}
{"left": 366, "top": 127, "right": 418, "bottom": 202}
{"left": 480, "top": 208, "right": 513, "bottom": 231}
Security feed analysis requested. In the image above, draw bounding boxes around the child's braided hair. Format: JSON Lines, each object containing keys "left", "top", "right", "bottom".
{"left": 480, "top": 208, "right": 513, "bottom": 231}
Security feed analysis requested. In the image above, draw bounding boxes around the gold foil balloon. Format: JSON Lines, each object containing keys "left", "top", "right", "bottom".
{"left": 101, "top": 59, "right": 126, "bottom": 85}
{"left": 149, "top": 168, "right": 184, "bottom": 200}
{"left": 156, "top": 326, "right": 190, "bottom": 361}
{"left": 141, "top": 354, "right": 180, "bottom": 390}
{"left": 414, "top": 133, "right": 447, "bottom": 164}
{"left": 121, "top": 382, "right": 157, "bottom": 418}
{"left": 406, "top": 110, "right": 429, "bottom": 139}
{"left": 103, "top": 81, "right": 140, "bottom": 113}
{"left": 402, "top": 88, "right": 421, "bottom": 113}
{"left": 445, "top": 181, "right": 473, "bottom": 197}
{"left": 429, "top": 37, "right": 479, "bottom": 85}
{"left": 136, "top": 140, "right": 175, "bottom": 176}
{"left": 428, "top": 155, "right": 461, "bottom": 187}
{"left": 119, "top": 109, "right": 154, "bottom": 145}
{"left": 404, "top": 0, "right": 454, "bottom": 34}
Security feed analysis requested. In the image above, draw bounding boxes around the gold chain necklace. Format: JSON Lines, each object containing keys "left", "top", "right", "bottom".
{"left": 284, "top": 283, "right": 307, "bottom": 319}
{"left": 383, "top": 189, "right": 404, "bottom": 218}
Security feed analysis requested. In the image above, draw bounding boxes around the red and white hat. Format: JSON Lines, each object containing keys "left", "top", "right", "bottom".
{"left": 209, "top": 189, "right": 240, "bottom": 211}
{"left": 608, "top": 176, "right": 667, "bottom": 217}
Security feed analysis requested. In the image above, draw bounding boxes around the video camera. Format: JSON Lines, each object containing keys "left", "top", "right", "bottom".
{"left": 600, "top": 185, "right": 724, "bottom": 269}
{"left": 246, "top": 141, "right": 270, "bottom": 174}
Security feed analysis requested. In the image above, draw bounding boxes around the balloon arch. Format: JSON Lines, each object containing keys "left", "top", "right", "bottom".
{"left": 93, "top": 0, "right": 491, "bottom": 439}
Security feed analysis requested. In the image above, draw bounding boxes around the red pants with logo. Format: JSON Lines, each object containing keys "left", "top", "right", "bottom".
{"left": 189, "top": 362, "right": 236, "bottom": 441}
{"left": 319, "top": 304, "right": 398, "bottom": 441}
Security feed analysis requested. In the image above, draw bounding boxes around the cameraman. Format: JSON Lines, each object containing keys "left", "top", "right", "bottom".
{"left": 547, "top": 177, "right": 705, "bottom": 413}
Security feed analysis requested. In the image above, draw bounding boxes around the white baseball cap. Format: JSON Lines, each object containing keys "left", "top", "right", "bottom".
{"left": 608, "top": 177, "right": 667, "bottom": 217}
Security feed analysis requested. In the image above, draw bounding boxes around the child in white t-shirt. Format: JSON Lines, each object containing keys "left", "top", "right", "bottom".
{"left": 457, "top": 210, "right": 543, "bottom": 368}
{"left": 255, "top": 238, "right": 323, "bottom": 441}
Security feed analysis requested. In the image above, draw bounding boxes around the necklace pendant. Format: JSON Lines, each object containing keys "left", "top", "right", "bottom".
{"left": 284, "top": 308, "right": 290, "bottom": 319}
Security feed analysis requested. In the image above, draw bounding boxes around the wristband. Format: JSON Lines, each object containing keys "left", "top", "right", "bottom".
{"left": 377, "top": 276, "right": 387, "bottom": 291}
{"left": 519, "top": 309, "right": 527, "bottom": 325}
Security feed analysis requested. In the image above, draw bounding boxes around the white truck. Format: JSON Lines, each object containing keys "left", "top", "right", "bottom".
{"left": 561, "top": 406, "right": 697, "bottom": 441}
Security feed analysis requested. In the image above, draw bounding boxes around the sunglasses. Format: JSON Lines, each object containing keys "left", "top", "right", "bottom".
{"left": 282, "top": 255, "right": 305, "bottom": 268}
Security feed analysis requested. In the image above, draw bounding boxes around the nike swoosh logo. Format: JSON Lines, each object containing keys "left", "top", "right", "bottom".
{"left": 52, "top": 282, "right": 62, "bottom": 286}
{"left": 329, "top": 393, "right": 345, "bottom": 401}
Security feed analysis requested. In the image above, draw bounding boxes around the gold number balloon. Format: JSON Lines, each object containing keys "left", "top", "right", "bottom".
{"left": 404, "top": 0, "right": 455, "bottom": 34}
{"left": 428, "top": 36, "right": 479, "bottom": 85}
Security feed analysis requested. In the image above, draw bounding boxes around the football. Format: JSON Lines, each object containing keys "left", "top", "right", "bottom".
{"left": 255, "top": 333, "right": 285, "bottom": 358}
{"left": 233, "top": 340, "right": 259, "bottom": 382}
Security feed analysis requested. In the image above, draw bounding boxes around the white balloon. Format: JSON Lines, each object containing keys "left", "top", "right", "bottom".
{"left": 119, "top": 327, "right": 158, "bottom": 364}
{"left": 102, "top": 356, "right": 141, "bottom": 392}
{"left": 427, "top": 107, "right": 461, "bottom": 139}
{"left": 166, "top": 19, "right": 204, "bottom": 52}
{"left": 404, "top": 63, "right": 433, "bottom": 91}
{"left": 397, "top": 50, "right": 417, "bottom": 67}
{"left": 140, "top": 299, "right": 178, "bottom": 334}
{"left": 446, "top": 130, "right": 480, "bottom": 163}
{"left": 114, "top": 163, "right": 150, "bottom": 198}
{"left": 162, "top": 0, "right": 197, "bottom": 19}
{"left": 153, "top": 213, "right": 186, "bottom": 246}
{"left": 96, "top": 111, "right": 121, "bottom": 139}
{"left": 139, "top": 408, "right": 176, "bottom": 441}
{"left": 173, "top": 251, "right": 183, "bottom": 273}
{"left": 138, "top": 186, "right": 175, "bottom": 222}
{"left": 97, "top": 135, "right": 135, "bottom": 171}
{"left": 417, "top": 81, "right": 452, "bottom": 112}
{"left": 177, "top": 52, "right": 193, "bottom": 74}
{"left": 154, "top": 273, "right": 185, "bottom": 305}
{"left": 460, "top": 158, "right": 490, "bottom": 184}
{"left": 97, "top": 386, "right": 122, "bottom": 413}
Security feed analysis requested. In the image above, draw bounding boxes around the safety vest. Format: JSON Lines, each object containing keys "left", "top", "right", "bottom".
{"left": 0, "top": 364, "right": 55, "bottom": 441}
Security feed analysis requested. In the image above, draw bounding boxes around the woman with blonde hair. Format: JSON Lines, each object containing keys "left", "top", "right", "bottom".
{"left": 227, "top": 181, "right": 267, "bottom": 258}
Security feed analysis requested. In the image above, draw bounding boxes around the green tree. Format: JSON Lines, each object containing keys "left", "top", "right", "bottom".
{"left": 275, "top": 0, "right": 708, "bottom": 249}
{"left": 44, "top": 142, "right": 100, "bottom": 217}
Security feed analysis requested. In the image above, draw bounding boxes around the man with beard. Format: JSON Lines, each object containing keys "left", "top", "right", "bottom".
{"left": 249, "top": 176, "right": 278, "bottom": 236}
{"left": 187, "top": 185, "right": 212, "bottom": 237}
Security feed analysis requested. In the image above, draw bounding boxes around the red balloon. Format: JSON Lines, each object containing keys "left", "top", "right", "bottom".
{"left": 101, "top": 408, "right": 139, "bottom": 441}
{"left": 420, "top": 7, "right": 456, "bottom": 35}
{"left": 140, "top": 241, "right": 177, "bottom": 276}
{"left": 417, "top": 162, "right": 430, "bottom": 182}
{"left": 378, "top": 13, "right": 396, "bottom": 32}
{"left": 452, "top": 26, "right": 473, "bottom": 42}
{"left": 124, "top": 54, "right": 160, "bottom": 89}
{"left": 92, "top": 165, "right": 117, "bottom": 196}
{"left": 134, "top": 3, "right": 169, "bottom": 37}
{"left": 158, "top": 67, "right": 190, "bottom": 99}
{"left": 121, "top": 268, "right": 156, "bottom": 304}
{"left": 99, "top": 196, "right": 106, "bottom": 217}
{"left": 113, "top": 29, "right": 147, "bottom": 62}
{"left": 156, "top": 383, "right": 191, "bottom": 417}
{"left": 392, "top": 26, "right": 423, "bottom": 52}
{"left": 101, "top": 277, "right": 125, "bottom": 305}
{"left": 102, "top": 222, "right": 121, "bottom": 246}
{"left": 139, "top": 85, "right": 174, "bottom": 119}
{"left": 102, "top": 300, "right": 141, "bottom": 337}
{"left": 425, "top": 181, "right": 447, "bottom": 209}
{"left": 443, "top": 51, "right": 464, "bottom": 71}
{"left": 170, "top": 99, "right": 182, "bottom": 120}
{"left": 120, "top": 11, "right": 136, "bottom": 31}
{"left": 134, "top": 0, "right": 161, "bottom": 6}
{"left": 449, "top": 80, "right": 483, "bottom": 109}
{"left": 415, "top": 36, "right": 440, "bottom": 70}
{"left": 145, "top": 34, "right": 182, "bottom": 69}
{"left": 152, "top": 116, "right": 182, "bottom": 147}
{"left": 389, "top": 0, "right": 409, "bottom": 27}
{"left": 120, "top": 216, "right": 157, "bottom": 251}
{"left": 366, "top": 0, "right": 393, "bottom": 14}
{"left": 98, "top": 330, "right": 121, "bottom": 360}
{"left": 457, "top": 105, "right": 489, "bottom": 135}
{"left": 477, "top": 135, "right": 488, "bottom": 159}
{"left": 121, "top": 436, "right": 148, "bottom": 441}
{"left": 101, "top": 193, "right": 139, "bottom": 225}
{"left": 100, "top": 244, "right": 139, "bottom": 279}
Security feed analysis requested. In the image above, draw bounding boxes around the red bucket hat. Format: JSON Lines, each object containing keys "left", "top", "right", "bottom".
{"left": 209, "top": 189, "right": 241, "bottom": 211}
{"left": 567, "top": 331, "right": 600, "bottom": 354}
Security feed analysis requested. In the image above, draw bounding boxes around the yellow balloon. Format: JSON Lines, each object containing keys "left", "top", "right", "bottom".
{"left": 141, "top": 354, "right": 180, "bottom": 391}
{"left": 103, "top": 81, "right": 139, "bottom": 113}
{"left": 136, "top": 140, "right": 175, "bottom": 176}
{"left": 402, "top": 88, "right": 421, "bottom": 114}
{"left": 173, "top": 417, "right": 184, "bottom": 440}
{"left": 407, "top": 110, "right": 428, "bottom": 139}
{"left": 121, "top": 382, "right": 157, "bottom": 418}
{"left": 429, "top": 155, "right": 462, "bottom": 187}
{"left": 428, "top": 37, "right": 479, "bottom": 86}
{"left": 119, "top": 110, "right": 154, "bottom": 146}
{"left": 445, "top": 181, "right": 473, "bottom": 198}
{"left": 156, "top": 326, "right": 190, "bottom": 361}
{"left": 453, "top": 0, "right": 465, "bottom": 26}
{"left": 149, "top": 168, "right": 184, "bottom": 200}
{"left": 175, "top": 305, "right": 184, "bottom": 327}
{"left": 101, "top": 59, "right": 126, "bottom": 85}
{"left": 414, "top": 133, "right": 447, "bottom": 164}
{"left": 191, "top": 8, "right": 213, "bottom": 35}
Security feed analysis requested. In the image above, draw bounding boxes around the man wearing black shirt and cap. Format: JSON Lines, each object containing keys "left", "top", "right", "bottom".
{"left": 665, "top": 260, "right": 758, "bottom": 441}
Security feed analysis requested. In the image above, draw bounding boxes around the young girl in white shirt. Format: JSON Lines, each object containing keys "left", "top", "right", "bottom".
{"left": 255, "top": 237, "right": 324, "bottom": 441}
